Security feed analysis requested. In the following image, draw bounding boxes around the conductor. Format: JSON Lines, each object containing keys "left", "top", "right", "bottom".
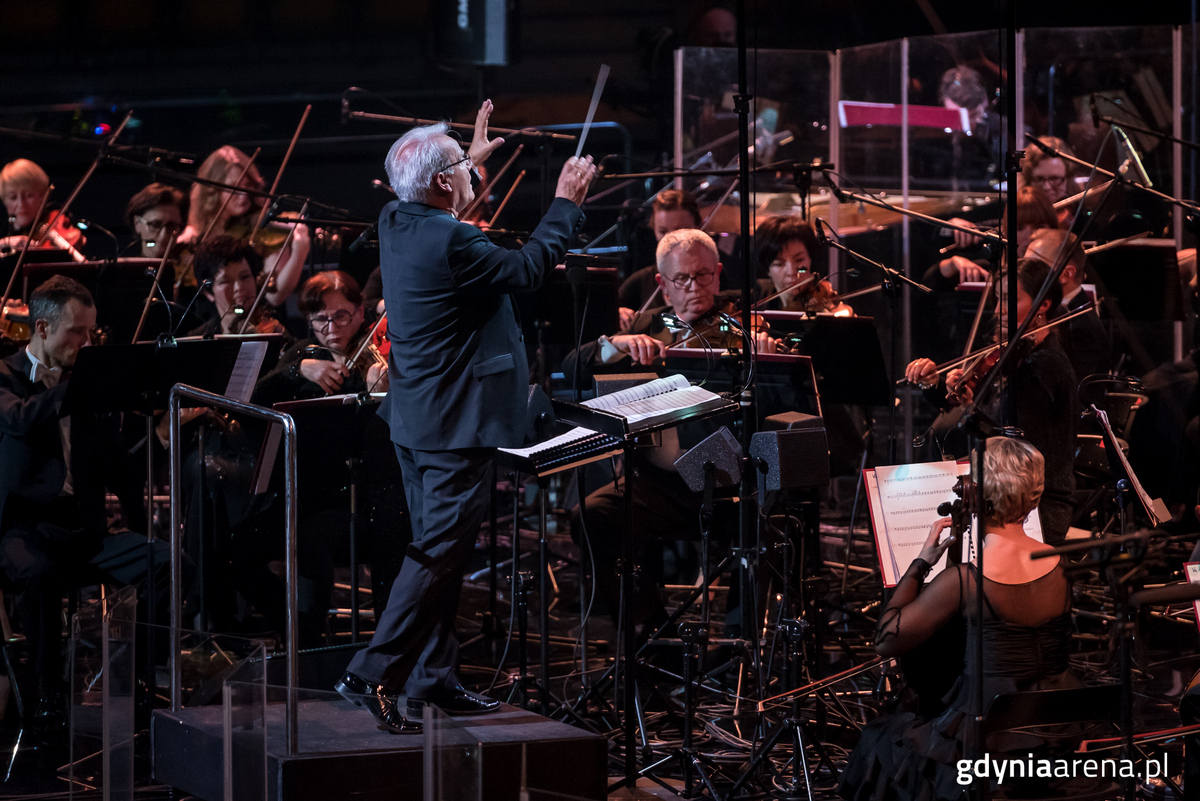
{"left": 336, "top": 102, "right": 597, "bottom": 732}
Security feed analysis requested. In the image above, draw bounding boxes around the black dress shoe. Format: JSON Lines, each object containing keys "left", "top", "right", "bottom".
{"left": 335, "top": 671, "right": 422, "bottom": 734}
{"left": 408, "top": 686, "right": 501, "bottom": 716}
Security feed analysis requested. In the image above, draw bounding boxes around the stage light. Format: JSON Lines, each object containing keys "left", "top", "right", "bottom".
{"left": 94, "top": 123, "right": 111, "bottom": 136}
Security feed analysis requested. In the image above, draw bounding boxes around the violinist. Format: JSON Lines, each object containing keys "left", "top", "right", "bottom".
{"left": 754, "top": 213, "right": 851, "bottom": 315}
{"left": 1025, "top": 227, "right": 1110, "bottom": 379}
{"left": 905, "top": 257, "right": 1077, "bottom": 543}
{"left": 616, "top": 189, "right": 703, "bottom": 332}
{"left": 253, "top": 271, "right": 388, "bottom": 405}
{"left": 0, "top": 159, "right": 83, "bottom": 254}
{"left": 125, "top": 182, "right": 186, "bottom": 258}
{"left": 178, "top": 146, "right": 310, "bottom": 304}
{"left": 564, "top": 227, "right": 778, "bottom": 387}
{"left": 187, "top": 236, "right": 293, "bottom": 350}
{"left": 1020, "top": 136, "right": 1078, "bottom": 228}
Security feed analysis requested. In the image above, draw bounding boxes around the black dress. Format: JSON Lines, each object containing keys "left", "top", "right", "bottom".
{"left": 839, "top": 565, "right": 1077, "bottom": 801}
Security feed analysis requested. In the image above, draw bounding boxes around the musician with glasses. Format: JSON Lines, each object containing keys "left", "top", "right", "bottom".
{"left": 1020, "top": 136, "right": 1078, "bottom": 227}
{"left": 334, "top": 101, "right": 596, "bottom": 733}
{"left": 253, "top": 271, "right": 388, "bottom": 404}
{"left": 125, "top": 182, "right": 187, "bottom": 259}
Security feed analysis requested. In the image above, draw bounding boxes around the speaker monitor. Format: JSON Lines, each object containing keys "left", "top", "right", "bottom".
{"left": 750, "top": 416, "right": 829, "bottom": 494}
{"left": 674, "top": 426, "right": 742, "bottom": 493}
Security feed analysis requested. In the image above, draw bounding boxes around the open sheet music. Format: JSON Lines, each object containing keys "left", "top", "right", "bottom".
{"left": 865, "top": 460, "right": 1043, "bottom": 588}
{"left": 224, "top": 340, "right": 269, "bottom": 402}
{"left": 1092, "top": 405, "right": 1169, "bottom": 526}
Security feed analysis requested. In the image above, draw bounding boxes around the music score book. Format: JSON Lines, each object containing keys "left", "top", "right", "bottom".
{"left": 865, "top": 460, "right": 1043, "bottom": 588}
{"left": 552, "top": 374, "right": 735, "bottom": 439}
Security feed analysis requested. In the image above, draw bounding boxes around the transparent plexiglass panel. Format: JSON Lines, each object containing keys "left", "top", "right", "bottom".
{"left": 675, "top": 46, "right": 833, "bottom": 218}
{"left": 424, "top": 703, "right": 482, "bottom": 801}
{"left": 1024, "top": 24, "right": 1177, "bottom": 248}
{"left": 837, "top": 39, "right": 905, "bottom": 195}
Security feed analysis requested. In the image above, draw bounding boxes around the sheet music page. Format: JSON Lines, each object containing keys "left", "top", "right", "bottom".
{"left": 617, "top": 385, "right": 722, "bottom": 423}
{"left": 871, "top": 461, "right": 967, "bottom": 587}
{"left": 499, "top": 426, "right": 597, "bottom": 458}
{"left": 583, "top": 374, "right": 691, "bottom": 412}
{"left": 863, "top": 469, "right": 899, "bottom": 585}
{"left": 1186, "top": 562, "right": 1200, "bottom": 637}
{"left": 1093, "top": 405, "right": 1165, "bottom": 526}
{"left": 224, "top": 341, "right": 269, "bottom": 402}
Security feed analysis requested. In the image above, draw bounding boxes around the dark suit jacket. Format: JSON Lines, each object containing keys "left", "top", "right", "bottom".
{"left": 0, "top": 349, "right": 133, "bottom": 546}
{"left": 1052, "top": 290, "right": 1110, "bottom": 380}
{"left": 377, "top": 198, "right": 584, "bottom": 451}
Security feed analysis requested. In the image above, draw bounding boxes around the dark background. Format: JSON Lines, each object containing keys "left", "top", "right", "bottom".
{"left": 1, "top": 0, "right": 1195, "bottom": 253}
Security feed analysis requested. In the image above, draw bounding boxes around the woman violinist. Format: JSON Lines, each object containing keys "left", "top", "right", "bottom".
{"left": 905, "top": 257, "right": 1077, "bottom": 543}
{"left": 187, "top": 236, "right": 293, "bottom": 348}
{"left": 0, "top": 159, "right": 84, "bottom": 254}
{"left": 755, "top": 213, "right": 853, "bottom": 315}
{"left": 176, "top": 146, "right": 310, "bottom": 305}
{"left": 253, "top": 271, "right": 389, "bottom": 404}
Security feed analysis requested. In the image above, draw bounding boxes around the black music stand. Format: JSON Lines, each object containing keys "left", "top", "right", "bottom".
{"left": 519, "top": 262, "right": 620, "bottom": 384}
{"left": 552, "top": 388, "right": 739, "bottom": 789}
{"left": 272, "top": 393, "right": 409, "bottom": 643}
{"left": 787, "top": 315, "right": 891, "bottom": 407}
{"left": 61, "top": 339, "right": 249, "bottom": 712}
{"left": 23, "top": 258, "right": 171, "bottom": 345}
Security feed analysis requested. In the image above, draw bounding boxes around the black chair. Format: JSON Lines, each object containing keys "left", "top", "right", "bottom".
{"left": 979, "top": 684, "right": 1124, "bottom": 800}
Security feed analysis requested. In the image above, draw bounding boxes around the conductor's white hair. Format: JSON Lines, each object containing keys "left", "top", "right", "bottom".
{"left": 384, "top": 123, "right": 464, "bottom": 203}
{"left": 655, "top": 228, "right": 719, "bottom": 273}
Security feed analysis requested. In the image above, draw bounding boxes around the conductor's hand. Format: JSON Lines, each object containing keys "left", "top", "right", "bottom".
{"left": 468, "top": 99, "right": 505, "bottom": 166}
{"left": 556, "top": 156, "right": 597, "bottom": 205}
{"left": 905, "top": 358, "right": 938, "bottom": 388}
{"left": 938, "top": 255, "right": 989, "bottom": 283}
{"left": 300, "top": 359, "right": 349, "bottom": 395}
{"left": 917, "top": 518, "right": 955, "bottom": 566}
{"left": 612, "top": 334, "right": 665, "bottom": 365}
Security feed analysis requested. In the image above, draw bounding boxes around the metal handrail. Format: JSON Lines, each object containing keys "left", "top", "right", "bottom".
{"left": 168, "top": 383, "right": 300, "bottom": 754}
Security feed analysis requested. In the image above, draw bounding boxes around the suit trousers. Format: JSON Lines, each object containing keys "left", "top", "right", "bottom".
{"left": 347, "top": 445, "right": 493, "bottom": 697}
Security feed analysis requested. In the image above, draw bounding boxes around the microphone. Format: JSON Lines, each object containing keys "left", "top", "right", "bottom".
{"left": 824, "top": 175, "right": 850, "bottom": 203}
{"left": 170, "top": 280, "right": 213, "bottom": 337}
{"left": 813, "top": 217, "right": 830, "bottom": 246}
{"left": 75, "top": 219, "right": 120, "bottom": 259}
{"left": 349, "top": 222, "right": 377, "bottom": 253}
{"left": 1090, "top": 93, "right": 1100, "bottom": 130}
{"left": 372, "top": 179, "right": 396, "bottom": 195}
{"left": 1114, "top": 125, "right": 1153, "bottom": 188}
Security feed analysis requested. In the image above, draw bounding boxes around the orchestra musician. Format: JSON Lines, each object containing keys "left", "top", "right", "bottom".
{"left": 567, "top": 228, "right": 773, "bottom": 635}
{"left": 616, "top": 189, "right": 704, "bottom": 331}
{"left": 754, "top": 213, "right": 851, "bottom": 314}
{"left": 1025, "top": 227, "right": 1110, "bottom": 379}
{"left": 839, "top": 438, "right": 1076, "bottom": 801}
{"left": 177, "top": 146, "right": 310, "bottom": 304}
{"left": 125, "top": 182, "right": 187, "bottom": 259}
{"left": 253, "top": 270, "right": 388, "bottom": 404}
{"left": 0, "top": 276, "right": 169, "bottom": 722}
{"left": 0, "top": 158, "right": 83, "bottom": 254}
{"left": 334, "top": 101, "right": 596, "bottom": 732}
{"left": 905, "top": 257, "right": 1077, "bottom": 543}
{"left": 187, "top": 235, "right": 293, "bottom": 348}
{"left": 1020, "top": 136, "right": 1078, "bottom": 227}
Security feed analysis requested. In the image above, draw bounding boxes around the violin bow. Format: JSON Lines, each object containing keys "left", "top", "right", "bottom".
{"left": 249, "top": 105, "right": 312, "bottom": 246}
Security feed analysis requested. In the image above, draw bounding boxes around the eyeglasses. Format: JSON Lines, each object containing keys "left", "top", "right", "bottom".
{"left": 1033, "top": 174, "right": 1067, "bottom": 188}
{"left": 137, "top": 217, "right": 181, "bottom": 234}
{"left": 663, "top": 270, "right": 717, "bottom": 290}
{"left": 309, "top": 309, "right": 354, "bottom": 330}
{"left": 439, "top": 153, "right": 473, "bottom": 174}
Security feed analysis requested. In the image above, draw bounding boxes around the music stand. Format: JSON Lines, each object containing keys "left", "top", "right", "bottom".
{"left": 1088, "top": 240, "right": 1185, "bottom": 322}
{"left": 61, "top": 339, "right": 250, "bottom": 712}
{"left": 23, "top": 258, "right": 171, "bottom": 344}
{"left": 787, "top": 315, "right": 891, "bottom": 407}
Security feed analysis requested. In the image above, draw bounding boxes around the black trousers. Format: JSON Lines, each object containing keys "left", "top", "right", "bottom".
{"left": 0, "top": 497, "right": 172, "bottom": 694}
{"left": 346, "top": 446, "right": 492, "bottom": 698}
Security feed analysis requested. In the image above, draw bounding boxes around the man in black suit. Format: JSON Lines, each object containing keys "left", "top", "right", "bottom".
{"left": 1027, "top": 227, "right": 1111, "bottom": 380}
{"left": 335, "top": 101, "right": 597, "bottom": 732}
{"left": 0, "top": 276, "right": 158, "bottom": 719}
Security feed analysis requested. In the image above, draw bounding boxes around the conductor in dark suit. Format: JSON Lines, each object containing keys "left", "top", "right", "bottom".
{"left": 336, "top": 101, "right": 597, "bottom": 732}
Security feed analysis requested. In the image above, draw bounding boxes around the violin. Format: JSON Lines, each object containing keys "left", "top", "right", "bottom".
{"left": 0, "top": 301, "right": 30, "bottom": 341}
{"left": 347, "top": 313, "right": 389, "bottom": 379}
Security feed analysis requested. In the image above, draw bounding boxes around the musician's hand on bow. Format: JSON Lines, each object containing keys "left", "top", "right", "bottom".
{"left": 617, "top": 306, "right": 636, "bottom": 334}
{"left": 612, "top": 333, "right": 665, "bottom": 365}
{"left": 945, "top": 368, "right": 973, "bottom": 405}
{"left": 556, "top": 156, "right": 597, "bottom": 205}
{"left": 366, "top": 362, "right": 389, "bottom": 393}
{"left": 939, "top": 255, "right": 988, "bottom": 282}
{"left": 946, "top": 218, "right": 983, "bottom": 250}
{"left": 753, "top": 330, "right": 779, "bottom": 354}
{"left": 917, "top": 518, "right": 955, "bottom": 566}
{"left": 300, "top": 359, "right": 349, "bottom": 395}
{"left": 469, "top": 99, "right": 505, "bottom": 166}
{"left": 905, "top": 358, "right": 938, "bottom": 389}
